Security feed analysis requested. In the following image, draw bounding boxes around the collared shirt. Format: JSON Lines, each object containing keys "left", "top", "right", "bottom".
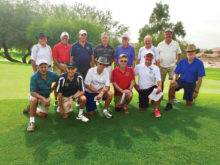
{"left": 84, "top": 67, "right": 110, "bottom": 93}
{"left": 137, "top": 45, "right": 160, "bottom": 64}
{"left": 94, "top": 44, "right": 114, "bottom": 64}
{"left": 157, "top": 40, "right": 182, "bottom": 68}
{"left": 111, "top": 66, "right": 135, "bottom": 96}
{"left": 134, "top": 63, "right": 161, "bottom": 89}
{"left": 52, "top": 42, "right": 71, "bottom": 63}
{"left": 30, "top": 71, "right": 59, "bottom": 98}
{"left": 56, "top": 72, "right": 84, "bottom": 97}
{"left": 115, "top": 44, "right": 136, "bottom": 67}
{"left": 175, "top": 57, "right": 205, "bottom": 83}
{"left": 70, "top": 41, "right": 94, "bottom": 70}
{"left": 30, "top": 43, "right": 52, "bottom": 65}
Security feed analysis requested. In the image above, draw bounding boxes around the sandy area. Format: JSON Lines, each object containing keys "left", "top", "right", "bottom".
{"left": 196, "top": 53, "right": 220, "bottom": 68}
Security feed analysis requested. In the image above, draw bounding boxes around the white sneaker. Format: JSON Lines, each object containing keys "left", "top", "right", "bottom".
{"left": 27, "top": 122, "right": 35, "bottom": 132}
{"left": 103, "top": 111, "right": 112, "bottom": 119}
{"left": 76, "top": 114, "right": 89, "bottom": 122}
{"left": 173, "top": 97, "right": 180, "bottom": 103}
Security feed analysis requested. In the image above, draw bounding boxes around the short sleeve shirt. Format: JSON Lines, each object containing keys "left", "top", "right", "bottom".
{"left": 52, "top": 43, "right": 71, "bottom": 63}
{"left": 134, "top": 63, "right": 161, "bottom": 89}
{"left": 137, "top": 45, "right": 160, "bottom": 64}
{"left": 56, "top": 72, "right": 84, "bottom": 97}
{"left": 157, "top": 40, "right": 182, "bottom": 68}
{"left": 84, "top": 67, "right": 110, "bottom": 93}
{"left": 111, "top": 66, "right": 135, "bottom": 96}
{"left": 175, "top": 57, "right": 206, "bottom": 83}
{"left": 94, "top": 44, "right": 114, "bottom": 64}
{"left": 30, "top": 43, "right": 52, "bottom": 65}
{"left": 115, "top": 44, "right": 136, "bottom": 67}
{"left": 30, "top": 71, "right": 59, "bottom": 98}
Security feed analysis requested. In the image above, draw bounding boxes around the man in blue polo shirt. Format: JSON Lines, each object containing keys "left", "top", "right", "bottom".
{"left": 70, "top": 29, "right": 95, "bottom": 79}
{"left": 27, "top": 59, "right": 59, "bottom": 132}
{"left": 165, "top": 44, "right": 206, "bottom": 110}
{"left": 115, "top": 34, "right": 136, "bottom": 68}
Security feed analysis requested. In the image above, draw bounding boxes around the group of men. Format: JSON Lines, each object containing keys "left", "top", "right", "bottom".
{"left": 25, "top": 28, "right": 206, "bottom": 132}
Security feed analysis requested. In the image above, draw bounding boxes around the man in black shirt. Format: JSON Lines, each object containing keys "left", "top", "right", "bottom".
{"left": 56, "top": 62, "right": 89, "bottom": 122}
{"left": 94, "top": 32, "right": 114, "bottom": 79}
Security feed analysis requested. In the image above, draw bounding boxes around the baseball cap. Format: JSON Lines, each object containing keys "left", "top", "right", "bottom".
{"left": 144, "top": 50, "right": 154, "bottom": 56}
{"left": 36, "top": 59, "right": 48, "bottom": 66}
{"left": 60, "top": 32, "right": 69, "bottom": 39}
{"left": 79, "top": 29, "right": 87, "bottom": 35}
{"left": 67, "top": 62, "right": 77, "bottom": 69}
{"left": 36, "top": 32, "right": 48, "bottom": 40}
{"left": 119, "top": 54, "right": 127, "bottom": 59}
{"left": 121, "top": 34, "right": 129, "bottom": 39}
{"left": 165, "top": 28, "right": 173, "bottom": 33}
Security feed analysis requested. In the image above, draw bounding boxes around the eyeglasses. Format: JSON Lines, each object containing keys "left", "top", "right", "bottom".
{"left": 119, "top": 60, "right": 127, "bottom": 63}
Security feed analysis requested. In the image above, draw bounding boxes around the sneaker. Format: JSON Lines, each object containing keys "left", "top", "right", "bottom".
{"left": 103, "top": 111, "right": 112, "bottom": 119}
{"left": 165, "top": 103, "right": 172, "bottom": 111}
{"left": 172, "top": 97, "right": 180, "bottom": 103}
{"left": 54, "top": 100, "right": 58, "bottom": 107}
{"left": 23, "top": 105, "right": 30, "bottom": 114}
{"left": 76, "top": 114, "right": 89, "bottom": 122}
{"left": 154, "top": 109, "right": 161, "bottom": 117}
{"left": 27, "top": 122, "right": 35, "bottom": 132}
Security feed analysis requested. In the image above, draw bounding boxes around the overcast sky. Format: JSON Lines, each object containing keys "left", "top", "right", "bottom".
{"left": 53, "top": 0, "right": 220, "bottom": 49}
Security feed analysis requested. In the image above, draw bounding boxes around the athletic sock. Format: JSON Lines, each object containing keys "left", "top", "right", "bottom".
{"left": 30, "top": 117, "right": 35, "bottom": 123}
{"left": 78, "top": 109, "right": 84, "bottom": 116}
{"left": 103, "top": 109, "right": 108, "bottom": 113}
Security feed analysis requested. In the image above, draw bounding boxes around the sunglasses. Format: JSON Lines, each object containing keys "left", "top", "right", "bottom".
{"left": 119, "top": 60, "right": 127, "bottom": 63}
{"left": 99, "top": 63, "right": 107, "bottom": 66}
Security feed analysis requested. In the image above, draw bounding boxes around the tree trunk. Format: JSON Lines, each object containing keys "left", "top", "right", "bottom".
{"left": 22, "top": 44, "right": 32, "bottom": 63}
{"left": 1, "top": 42, "right": 21, "bottom": 63}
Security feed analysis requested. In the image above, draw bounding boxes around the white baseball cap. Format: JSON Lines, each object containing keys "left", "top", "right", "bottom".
{"left": 79, "top": 29, "right": 87, "bottom": 35}
{"left": 60, "top": 32, "right": 69, "bottom": 39}
{"left": 121, "top": 34, "right": 129, "bottom": 39}
{"left": 144, "top": 50, "right": 155, "bottom": 56}
{"left": 165, "top": 28, "right": 173, "bottom": 33}
{"left": 36, "top": 59, "right": 48, "bottom": 66}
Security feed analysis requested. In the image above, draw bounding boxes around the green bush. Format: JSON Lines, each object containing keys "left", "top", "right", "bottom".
{"left": 204, "top": 49, "right": 213, "bottom": 54}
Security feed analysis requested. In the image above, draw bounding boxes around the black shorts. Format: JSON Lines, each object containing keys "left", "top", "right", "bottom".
{"left": 175, "top": 79, "right": 196, "bottom": 101}
{"left": 138, "top": 85, "right": 157, "bottom": 108}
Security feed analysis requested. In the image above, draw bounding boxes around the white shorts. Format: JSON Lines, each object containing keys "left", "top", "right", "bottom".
{"left": 28, "top": 94, "right": 51, "bottom": 114}
{"left": 57, "top": 96, "right": 73, "bottom": 113}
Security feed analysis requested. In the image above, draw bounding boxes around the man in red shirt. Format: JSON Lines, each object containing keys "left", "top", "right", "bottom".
{"left": 111, "top": 54, "right": 135, "bottom": 114}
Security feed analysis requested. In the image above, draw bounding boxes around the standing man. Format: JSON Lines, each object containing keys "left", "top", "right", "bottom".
{"left": 137, "top": 35, "right": 160, "bottom": 66}
{"left": 94, "top": 32, "right": 114, "bottom": 79}
{"left": 157, "top": 28, "right": 182, "bottom": 103}
{"left": 165, "top": 44, "right": 205, "bottom": 110}
{"left": 115, "top": 34, "right": 136, "bottom": 68}
{"left": 70, "top": 29, "right": 95, "bottom": 79}
{"left": 134, "top": 51, "right": 162, "bottom": 117}
{"left": 30, "top": 32, "right": 52, "bottom": 72}
{"left": 84, "top": 56, "right": 113, "bottom": 118}
{"left": 27, "top": 59, "right": 59, "bottom": 132}
{"left": 56, "top": 62, "right": 89, "bottom": 122}
{"left": 111, "top": 54, "right": 135, "bottom": 114}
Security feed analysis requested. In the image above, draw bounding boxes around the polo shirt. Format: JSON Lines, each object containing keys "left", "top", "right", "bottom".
{"left": 134, "top": 63, "right": 161, "bottom": 89}
{"left": 111, "top": 66, "right": 135, "bottom": 96}
{"left": 30, "top": 71, "right": 59, "bottom": 98}
{"left": 157, "top": 40, "right": 182, "bottom": 68}
{"left": 137, "top": 45, "right": 160, "bottom": 64}
{"left": 30, "top": 43, "right": 52, "bottom": 66}
{"left": 84, "top": 67, "right": 110, "bottom": 93}
{"left": 52, "top": 42, "right": 71, "bottom": 63}
{"left": 70, "top": 41, "right": 94, "bottom": 70}
{"left": 94, "top": 44, "right": 114, "bottom": 64}
{"left": 56, "top": 72, "right": 84, "bottom": 97}
{"left": 115, "top": 44, "right": 136, "bottom": 67}
{"left": 175, "top": 57, "right": 206, "bottom": 83}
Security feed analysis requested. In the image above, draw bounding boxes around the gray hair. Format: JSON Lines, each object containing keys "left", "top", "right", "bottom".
{"left": 144, "top": 35, "right": 152, "bottom": 42}
{"left": 101, "top": 32, "right": 109, "bottom": 37}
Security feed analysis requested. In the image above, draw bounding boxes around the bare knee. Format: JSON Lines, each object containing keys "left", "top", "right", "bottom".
{"left": 31, "top": 97, "right": 38, "bottom": 103}
{"left": 79, "top": 95, "right": 86, "bottom": 103}
{"left": 107, "top": 91, "right": 113, "bottom": 98}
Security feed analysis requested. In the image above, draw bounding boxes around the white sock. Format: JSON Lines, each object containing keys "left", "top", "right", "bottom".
{"left": 103, "top": 109, "right": 108, "bottom": 113}
{"left": 78, "top": 109, "right": 84, "bottom": 116}
{"left": 30, "top": 117, "right": 35, "bottom": 123}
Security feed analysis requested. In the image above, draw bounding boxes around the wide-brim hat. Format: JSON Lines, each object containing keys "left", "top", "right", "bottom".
{"left": 96, "top": 56, "right": 109, "bottom": 65}
{"left": 185, "top": 44, "right": 197, "bottom": 52}
{"left": 36, "top": 32, "right": 48, "bottom": 40}
{"left": 67, "top": 62, "right": 77, "bottom": 69}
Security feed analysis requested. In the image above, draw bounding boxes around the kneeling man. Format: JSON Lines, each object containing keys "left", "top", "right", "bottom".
{"left": 27, "top": 60, "right": 59, "bottom": 132}
{"left": 84, "top": 56, "right": 113, "bottom": 118}
{"left": 165, "top": 44, "right": 205, "bottom": 110}
{"left": 134, "top": 51, "right": 162, "bottom": 117}
{"left": 111, "top": 54, "right": 135, "bottom": 114}
{"left": 56, "top": 62, "right": 89, "bottom": 122}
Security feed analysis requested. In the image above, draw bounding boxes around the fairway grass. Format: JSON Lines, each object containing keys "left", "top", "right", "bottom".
{"left": 0, "top": 61, "right": 220, "bottom": 165}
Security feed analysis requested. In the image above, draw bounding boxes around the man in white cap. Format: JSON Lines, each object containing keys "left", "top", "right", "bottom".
{"left": 134, "top": 51, "right": 162, "bottom": 117}
{"left": 157, "top": 28, "right": 182, "bottom": 103}
{"left": 115, "top": 34, "right": 136, "bottom": 68}
{"left": 70, "top": 29, "right": 95, "bottom": 79}
{"left": 26, "top": 59, "right": 59, "bottom": 132}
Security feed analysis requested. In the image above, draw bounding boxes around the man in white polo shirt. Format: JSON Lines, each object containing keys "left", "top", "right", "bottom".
{"left": 157, "top": 28, "right": 182, "bottom": 103}
{"left": 84, "top": 56, "right": 113, "bottom": 118}
{"left": 137, "top": 35, "right": 160, "bottom": 66}
{"left": 30, "top": 32, "right": 52, "bottom": 72}
{"left": 134, "top": 51, "right": 162, "bottom": 117}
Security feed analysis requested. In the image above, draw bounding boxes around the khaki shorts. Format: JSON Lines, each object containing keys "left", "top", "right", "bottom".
{"left": 28, "top": 94, "right": 50, "bottom": 114}
{"left": 53, "top": 63, "right": 67, "bottom": 75}
{"left": 160, "top": 66, "right": 176, "bottom": 82}
{"left": 57, "top": 96, "right": 73, "bottom": 113}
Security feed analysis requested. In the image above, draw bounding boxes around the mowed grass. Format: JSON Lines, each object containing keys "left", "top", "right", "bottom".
{"left": 0, "top": 61, "right": 220, "bottom": 165}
